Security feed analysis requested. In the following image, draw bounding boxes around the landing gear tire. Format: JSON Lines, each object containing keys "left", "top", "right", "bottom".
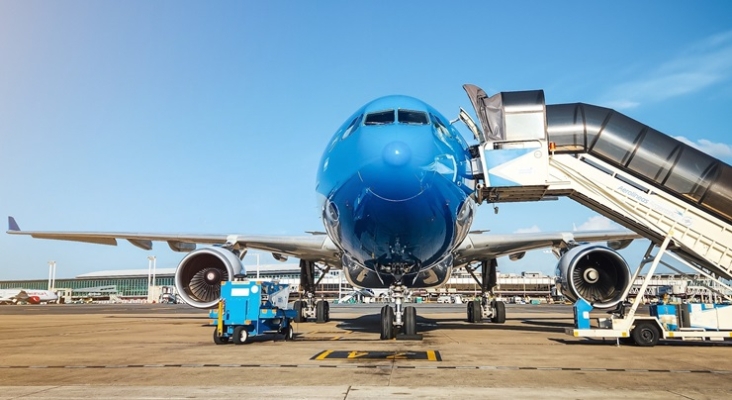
{"left": 404, "top": 306, "right": 417, "bottom": 336}
{"left": 632, "top": 321, "right": 660, "bottom": 347}
{"left": 472, "top": 300, "right": 483, "bottom": 323}
{"left": 283, "top": 324, "right": 294, "bottom": 341}
{"left": 316, "top": 300, "right": 330, "bottom": 323}
{"left": 213, "top": 328, "right": 228, "bottom": 345}
{"left": 491, "top": 300, "right": 506, "bottom": 323}
{"left": 467, "top": 302, "right": 474, "bottom": 323}
{"left": 380, "top": 305, "right": 394, "bottom": 340}
{"left": 294, "top": 300, "right": 307, "bottom": 323}
{"left": 232, "top": 326, "right": 248, "bottom": 345}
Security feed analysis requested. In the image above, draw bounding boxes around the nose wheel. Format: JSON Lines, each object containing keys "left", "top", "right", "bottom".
{"left": 380, "top": 305, "right": 395, "bottom": 339}
{"left": 379, "top": 284, "right": 419, "bottom": 340}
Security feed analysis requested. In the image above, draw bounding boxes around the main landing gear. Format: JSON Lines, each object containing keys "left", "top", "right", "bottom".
{"left": 293, "top": 260, "right": 330, "bottom": 323}
{"left": 379, "top": 284, "right": 419, "bottom": 340}
{"left": 465, "top": 258, "right": 506, "bottom": 324}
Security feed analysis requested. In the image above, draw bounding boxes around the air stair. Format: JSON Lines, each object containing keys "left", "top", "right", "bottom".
{"left": 462, "top": 84, "right": 732, "bottom": 284}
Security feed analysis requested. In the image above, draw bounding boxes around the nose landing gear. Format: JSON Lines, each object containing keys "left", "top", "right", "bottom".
{"left": 379, "top": 283, "right": 421, "bottom": 340}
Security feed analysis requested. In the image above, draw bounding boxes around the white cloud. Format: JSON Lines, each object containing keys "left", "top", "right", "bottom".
{"left": 674, "top": 136, "right": 732, "bottom": 160}
{"left": 514, "top": 225, "right": 541, "bottom": 234}
{"left": 574, "top": 216, "right": 618, "bottom": 231}
{"left": 603, "top": 30, "right": 732, "bottom": 109}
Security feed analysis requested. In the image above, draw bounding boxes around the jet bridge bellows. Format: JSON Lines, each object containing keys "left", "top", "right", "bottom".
{"left": 464, "top": 84, "right": 732, "bottom": 282}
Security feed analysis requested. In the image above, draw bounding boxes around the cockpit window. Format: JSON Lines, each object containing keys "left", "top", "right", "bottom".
{"left": 341, "top": 114, "right": 363, "bottom": 139}
{"left": 397, "top": 109, "right": 429, "bottom": 125}
{"left": 364, "top": 110, "right": 395, "bottom": 125}
{"left": 430, "top": 113, "right": 453, "bottom": 138}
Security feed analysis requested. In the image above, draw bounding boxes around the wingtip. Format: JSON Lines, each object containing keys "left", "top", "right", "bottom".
{"left": 7, "top": 216, "right": 20, "bottom": 232}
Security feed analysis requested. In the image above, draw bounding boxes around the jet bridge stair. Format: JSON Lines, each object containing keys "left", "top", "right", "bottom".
{"left": 462, "top": 84, "right": 732, "bottom": 283}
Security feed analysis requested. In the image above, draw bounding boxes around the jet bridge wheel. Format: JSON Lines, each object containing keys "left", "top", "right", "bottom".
{"left": 380, "top": 305, "right": 395, "bottom": 340}
{"left": 632, "top": 321, "right": 660, "bottom": 347}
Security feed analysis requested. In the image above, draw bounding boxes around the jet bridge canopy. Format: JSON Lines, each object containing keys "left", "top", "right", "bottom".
{"left": 546, "top": 103, "right": 732, "bottom": 226}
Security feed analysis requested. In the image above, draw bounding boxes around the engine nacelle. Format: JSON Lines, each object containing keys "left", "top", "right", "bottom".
{"left": 555, "top": 244, "right": 631, "bottom": 309}
{"left": 174, "top": 247, "right": 243, "bottom": 309}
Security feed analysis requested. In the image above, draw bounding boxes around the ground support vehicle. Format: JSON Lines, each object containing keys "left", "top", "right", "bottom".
{"left": 210, "top": 279, "right": 297, "bottom": 345}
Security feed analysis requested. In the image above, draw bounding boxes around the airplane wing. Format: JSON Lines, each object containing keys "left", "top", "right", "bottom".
{"left": 454, "top": 229, "right": 641, "bottom": 265}
{"left": 8, "top": 216, "right": 637, "bottom": 269}
{"left": 7, "top": 217, "right": 341, "bottom": 266}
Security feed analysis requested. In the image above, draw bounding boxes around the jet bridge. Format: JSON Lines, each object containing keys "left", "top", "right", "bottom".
{"left": 462, "top": 84, "right": 732, "bottom": 287}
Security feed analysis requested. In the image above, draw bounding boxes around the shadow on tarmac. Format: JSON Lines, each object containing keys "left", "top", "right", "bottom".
{"left": 332, "top": 313, "right": 572, "bottom": 335}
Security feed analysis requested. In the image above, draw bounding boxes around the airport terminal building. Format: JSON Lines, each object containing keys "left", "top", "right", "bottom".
{"left": 0, "top": 264, "right": 554, "bottom": 302}
{"left": 1, "top": 264, "right": 728, "bottom": 303}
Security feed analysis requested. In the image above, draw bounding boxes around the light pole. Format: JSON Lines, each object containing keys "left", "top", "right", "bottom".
{"left": 255, "top": 254, "right": 260, "bottom": 280}
{"left": 147, "top": 256, "right": 156, "bottom": 302}
{"left": 47, "top": 261, "right": 56, "bottom": 291}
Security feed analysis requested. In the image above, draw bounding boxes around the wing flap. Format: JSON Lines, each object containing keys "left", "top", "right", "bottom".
{"left": 128, "top": 239, "right": 153, "bottom": 251}
{"left": 168, "top": 241, "right": 196, "bottom": 252}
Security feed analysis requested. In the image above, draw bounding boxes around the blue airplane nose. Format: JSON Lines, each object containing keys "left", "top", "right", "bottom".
{"left": 360, "top": 141, "right": 423, "bottom": 201}
{"left": 382, "top": 141, "right": 411, "bottom": 167}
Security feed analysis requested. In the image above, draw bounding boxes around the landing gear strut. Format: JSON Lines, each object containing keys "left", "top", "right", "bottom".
{"left": 465, "top": 258, "right": 506, "bottom": 324}
{"left": 293, "top": 260, "right": 330, "bottom": 323}
{"left": 379, "top": 283, "right": 419, "bottom": 340}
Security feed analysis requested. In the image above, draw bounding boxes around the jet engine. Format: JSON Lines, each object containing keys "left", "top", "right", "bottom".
{"left": 555, "top": 244, "right": 631, "bottom": 309}
{"left": 27, "top": 296, "right": 41, "bottom": 304}
{"left": 174, "top": 247, "right": 243, "bottom": 309}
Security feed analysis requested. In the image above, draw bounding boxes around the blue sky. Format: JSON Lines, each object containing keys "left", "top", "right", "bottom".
{"left": 1, "top": 1, "right": 732, "bottom": 280}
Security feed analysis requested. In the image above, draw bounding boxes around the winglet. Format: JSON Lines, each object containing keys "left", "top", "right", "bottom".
{"left": 7, "top": 216, "right": 20, "bottom": 232}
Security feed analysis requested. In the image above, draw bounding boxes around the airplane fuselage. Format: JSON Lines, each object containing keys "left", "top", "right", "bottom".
{"left": 0, "top": 289, "right": 58, "bottom": 304}
{"left": 316, "top": 96, "right": 475, "bottom": 289}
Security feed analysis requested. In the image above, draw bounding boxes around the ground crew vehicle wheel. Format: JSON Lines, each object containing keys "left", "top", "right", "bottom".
{"left": 233, "top": 326, "right": 248, "bottom": 345}
{"left": 213, "top": 328, "right": 228, "bottom": 345}
{"left": 284, "top": 324, "right": 294, "bottom": 341}
{"left": 491, "top": 300, "right": 506, "bottom": 323}
{"left": 632, "top": 321, "right": 660, "bottom": 347}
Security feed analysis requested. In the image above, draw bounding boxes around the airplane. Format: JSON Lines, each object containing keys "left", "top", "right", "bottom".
{"left": 6, "top": 84, "right": 639, "bottom": 339}
{"left": 0, "top": 288, "right": 58, "bottom": 305}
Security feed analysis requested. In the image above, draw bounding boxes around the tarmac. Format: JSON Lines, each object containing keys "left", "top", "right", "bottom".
{"left": 1, "top": 302, "right": 731, "bottom": 399}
